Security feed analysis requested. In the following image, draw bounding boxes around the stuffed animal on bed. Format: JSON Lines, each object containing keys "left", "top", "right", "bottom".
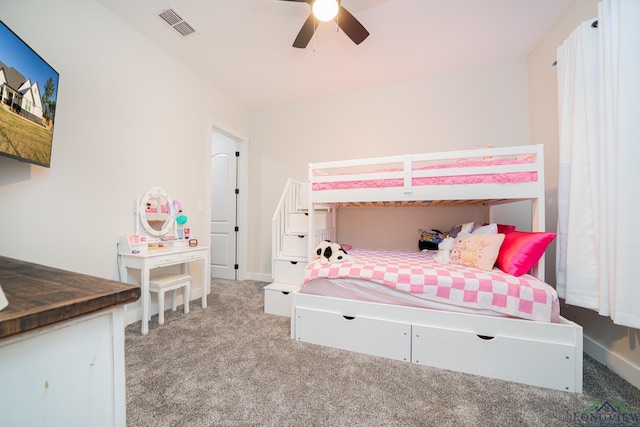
{"left": 314, "top": 241, "right": 331, "bottom": 259}
{"left": 314, "top": 241, "right": 352, "bottom": 264}
{"left": 435, "top": 237, "right": 455, "bottom": 264}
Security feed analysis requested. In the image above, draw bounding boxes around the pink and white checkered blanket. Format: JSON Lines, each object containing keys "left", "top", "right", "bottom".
{"left": 303, "top": 248, "right": 559, "bottom": 322}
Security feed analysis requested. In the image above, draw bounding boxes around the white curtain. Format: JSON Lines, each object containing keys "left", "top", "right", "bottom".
{"left": 556, "top": 0, "right": 640, "bottom": 329}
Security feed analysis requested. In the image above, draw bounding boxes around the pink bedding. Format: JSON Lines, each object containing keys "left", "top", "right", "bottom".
{"left": 312, "top": 158, "right": 537, "bottom": 191}
{"left": 302, "top": 248, "right": 559, "bottom": 322}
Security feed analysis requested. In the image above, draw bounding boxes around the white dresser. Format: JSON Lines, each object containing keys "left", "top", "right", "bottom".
{"left": 0, "top": 256, "right": 140, "bottom": 427}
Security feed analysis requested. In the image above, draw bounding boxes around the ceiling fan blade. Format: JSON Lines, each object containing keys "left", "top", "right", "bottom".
{"left": 336, "top": 6, "right": 369, "bottom": 45}
{"left": 293, "top": 14, "right": 316, "bottom": 48}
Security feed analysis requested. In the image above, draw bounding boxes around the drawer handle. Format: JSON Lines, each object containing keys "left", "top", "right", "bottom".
{"left": 281, "top": 291, "right": 290, "bottom": 295}
{"left": 477, "top": 335, "right": 495, "bottom": 341}
{"left": 297, "top": 235, "right": 305, "bottom": 238}
{"left": 289, "top": 261, "right": 298, "bottom": 265}
{"left": 342, "top": 315, "right": 355, "bottom": 321}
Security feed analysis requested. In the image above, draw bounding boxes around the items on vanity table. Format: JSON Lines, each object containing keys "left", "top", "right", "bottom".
{"left": 118, "top": 186, "right": 210, "bottom": 335}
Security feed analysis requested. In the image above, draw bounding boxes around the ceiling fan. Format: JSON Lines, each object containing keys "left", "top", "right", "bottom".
{"left": 280, "top": 0, "right": 369, "bottom": 48}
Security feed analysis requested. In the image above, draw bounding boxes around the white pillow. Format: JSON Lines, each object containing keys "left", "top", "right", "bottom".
{"left": 472, "top": 223, "right": 498, "bottom": 234}
{"left": 461, "top": 222, "right": 475, "bottom": 233}
{"left": 448, "top": 222, "right": 474, "bottom": 238}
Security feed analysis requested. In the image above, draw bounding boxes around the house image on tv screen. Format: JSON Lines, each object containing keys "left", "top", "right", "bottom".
{"left": 0, "top": 60, "right": 45, "bottom": 125}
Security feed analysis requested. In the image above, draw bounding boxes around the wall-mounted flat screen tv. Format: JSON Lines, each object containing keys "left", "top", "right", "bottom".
{"left": 0, "top": 20, "right": 59, "bottom": 168}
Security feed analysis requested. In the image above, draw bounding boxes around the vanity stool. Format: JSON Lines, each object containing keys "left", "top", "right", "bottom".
{"left": 148, "top": 274, "right": 191, "bottom": 325}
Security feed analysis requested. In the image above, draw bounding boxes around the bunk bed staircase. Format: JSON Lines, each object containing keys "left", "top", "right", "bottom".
{"left": 265, "top": 179, "right": 336, "bottom": 316}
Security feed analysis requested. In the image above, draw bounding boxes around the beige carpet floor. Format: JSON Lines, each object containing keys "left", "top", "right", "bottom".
{"left": 124, "top": 279, "right": 640, "bottom": 427}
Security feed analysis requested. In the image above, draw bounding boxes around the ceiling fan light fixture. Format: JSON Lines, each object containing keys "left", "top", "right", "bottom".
{"left": 312, "top": 0, "right": 339, "bottom": 22}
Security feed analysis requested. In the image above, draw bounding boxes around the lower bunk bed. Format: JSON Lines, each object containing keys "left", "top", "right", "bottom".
{"left": 290, "top": 247, "right": 583, "bottom": 393}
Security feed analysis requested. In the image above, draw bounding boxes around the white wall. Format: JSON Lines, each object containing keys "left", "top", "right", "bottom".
{"left": 0, "top": 0, "right": 250, "bottom": 317}
{"left": 249, "top": 61, "right": 530, "bottom": 276}
{"left": 528, "top": 0, "right": 640, "bottom": 387}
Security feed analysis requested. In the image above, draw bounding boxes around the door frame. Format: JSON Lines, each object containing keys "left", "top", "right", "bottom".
{"left": 206, "top": 118, "right": 248, "bottom": 281}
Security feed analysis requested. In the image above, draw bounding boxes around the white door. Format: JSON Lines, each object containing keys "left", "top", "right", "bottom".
{"left": 211, "top": 131, "right": 238, "bottom": 279}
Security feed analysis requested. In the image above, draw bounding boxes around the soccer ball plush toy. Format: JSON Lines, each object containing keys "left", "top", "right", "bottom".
{"left": 314, "top": 241, "right": 352, "bottom": 264}
{"left": 435, "top": 237, "right": 455, "bottom": 264}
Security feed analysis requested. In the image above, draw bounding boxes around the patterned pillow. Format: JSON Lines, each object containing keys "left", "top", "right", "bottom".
{"left": 495, "top": 231, "right": 556, "bottom": 276}
{"left": 450, "top": 232, "right": 505, "bottom": 271}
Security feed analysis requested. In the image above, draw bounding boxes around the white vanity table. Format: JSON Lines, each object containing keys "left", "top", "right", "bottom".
{"left": 118, "top": 187, "right": 210, "bottom": 335}
{"left": 118, "top": 246, "right": 209, "bottom": 335}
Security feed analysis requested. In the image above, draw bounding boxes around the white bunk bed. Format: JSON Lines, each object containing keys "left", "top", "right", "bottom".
{"left": 290, "top": 144, "right": 583, "bottom": 393}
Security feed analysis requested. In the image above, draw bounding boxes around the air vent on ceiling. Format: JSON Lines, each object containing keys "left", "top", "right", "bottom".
{"left": 159, "top": 8, "right": 196, "bottom": 37}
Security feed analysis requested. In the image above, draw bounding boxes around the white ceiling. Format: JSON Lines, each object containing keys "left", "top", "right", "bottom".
{"left": 96, "top": 0, "right": 570, "bottom": 110}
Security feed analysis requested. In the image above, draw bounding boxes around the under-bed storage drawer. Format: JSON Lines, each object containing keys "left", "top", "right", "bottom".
{"left": 273, "top": 259, "right": 306, "bottom": 285}
{"left": 411, "top": 324, "right": 580, "bottom": 392}
{"left": 294, "top": 307, "right": 411, "bottom": 362}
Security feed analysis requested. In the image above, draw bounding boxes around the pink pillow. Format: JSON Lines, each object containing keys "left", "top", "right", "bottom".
{"left": 497, "top": 224, "right": 517, "bottom": 234}
{"left": 496, "top": 231, "right": 556, "bottom": 276}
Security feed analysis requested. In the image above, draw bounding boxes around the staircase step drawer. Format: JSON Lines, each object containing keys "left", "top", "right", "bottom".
{"left": 264, "top": 283, "right": 299, "bottom": 317}
{"left": 273, "top": 259, "right": 306, "bottom": 285}
{"left": 289, "top": 212, "right": 331, "bottom": 234}
{"left": 282, "top": 235, "right": 308, "bottom": 257}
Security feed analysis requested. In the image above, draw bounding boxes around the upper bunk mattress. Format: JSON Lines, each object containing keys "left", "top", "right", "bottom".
{"left": 301, "top": 248, "right": 560, "bottom": 323}
{"left": 312, "top": 157, "right": 537, "bottom": 191}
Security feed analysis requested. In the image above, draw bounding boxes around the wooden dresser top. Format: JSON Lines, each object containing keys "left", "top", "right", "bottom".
{"left": 0, "top": 256, "right": 140, "bottom": 339}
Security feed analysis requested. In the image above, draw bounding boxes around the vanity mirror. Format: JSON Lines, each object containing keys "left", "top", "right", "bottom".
{"left": 136, "top": 186, "right": 176, "bottom": 238}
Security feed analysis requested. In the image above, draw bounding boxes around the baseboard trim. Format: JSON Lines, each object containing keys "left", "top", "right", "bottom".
{"left": 584, "top": 334, "right": 640, "bottom": 389}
